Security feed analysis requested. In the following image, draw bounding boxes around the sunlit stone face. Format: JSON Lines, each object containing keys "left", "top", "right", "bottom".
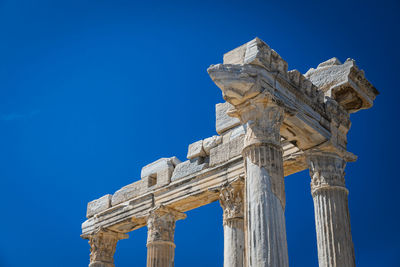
{"left": 207, "top": 64, "right": 262, "bottom": 105}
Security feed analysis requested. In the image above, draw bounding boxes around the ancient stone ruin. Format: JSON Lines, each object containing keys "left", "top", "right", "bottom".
{"left": 81, "top": 38, "right": 379, "bottom": 267}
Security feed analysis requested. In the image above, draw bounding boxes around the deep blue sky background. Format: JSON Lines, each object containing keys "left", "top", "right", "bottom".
{"left": 0, "top": 0, "right": 399, "bottom": 266}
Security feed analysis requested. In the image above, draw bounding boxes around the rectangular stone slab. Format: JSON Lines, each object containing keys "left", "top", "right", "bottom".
{"left": 216, "top": 102, "right": 241, "bottom": 134}
{"left": 87, "top": 194, "right": 112, "bottom": 218}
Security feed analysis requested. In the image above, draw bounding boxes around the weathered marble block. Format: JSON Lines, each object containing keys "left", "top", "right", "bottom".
{"left": 305, "top": 57, "right": 378, "bottom": 113}
{"left": 216, "top": 102, "right": 241, "bottom": 134}
{"left": 209, "top": 135, "right": 244, "bottom": 166}
{"left": 86, "top": 194, "right": 112, "bottom": 218}
{"left": 187, "top": 140, "right": 206, "bottom": 159}
{"left": 203, "top": 135, "right": 222, "bottom": 155}
{"left": 111, "top": 180, "right": 146, "bottom": 206}
{"left": 229, "top": 125, "right": 246, "bottom": 141}
{"left": 223, "top": 37, "right": 288, "bottom": 75}
{"left": 171, "top": 158, "right": 208, "bottom": 181}
{"left": 141, "top": 157, "right": 181, "bottom": 188}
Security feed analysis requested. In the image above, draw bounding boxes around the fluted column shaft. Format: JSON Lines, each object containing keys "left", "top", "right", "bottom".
{"left": 218, "top": 181, "right": 245, "bottom": 267}
{"left": 83, "top": 229, "right": 128, "bottom": 267}
{"left": 307, "top": 152, "right": 355, "bottom": 267}
{"left": 224, "top": 219, "right": 245, "bottom": 267}
{"left": 146, "top": 205, "right": 186, "bottom": 267}
{"left": 237, "top": 97, "right": 289, "bottom": 267}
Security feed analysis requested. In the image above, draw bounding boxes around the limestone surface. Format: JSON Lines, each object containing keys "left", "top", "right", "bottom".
{"left": 187, "top": 140, "right": 206, "bottom": 159}
{"left": 171, "top": 158, "right": 208, "bottom": 181}
{"left": 202, "top": 135, "right": 222, "bottom": 155}
{"left": 141, "top": 157, "right": 181, "bottom": 188}
{"left": 216, "top": 102, "right": 241, "bottom": 134}
{"left": 141, "top": 157, "right": 181, "bottom": 178}
{"left": 111, "top": 180, "right": 146, "bottom": 206}
{"left": 305, "top": 58, "right": 379, "bottom": 113}
{"left": 87, "top": 194, "right": 112, "bottom": 218}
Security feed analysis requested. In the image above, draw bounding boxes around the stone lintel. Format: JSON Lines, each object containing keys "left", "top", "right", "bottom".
{"left": 82, "top": 141, "right": 310, "bottom": 236}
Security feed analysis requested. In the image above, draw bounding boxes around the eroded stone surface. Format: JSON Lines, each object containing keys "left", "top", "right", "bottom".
{"left": 216, "top": 102, "right": 241, "bottom": 134}
{"left": 305, "top": 58, "right": 379, "bottom": 113}
{"left": 87, "top": 194, "right": 112, "bottom": 218}
{"left": 141, "top": 157, "right": 181, "bottom": 178}
{"left": 187, "top": 140, "right": 206, "bottom": 159}
{"left": 223, "top": 37, "right": 288, "bottom": 76}
{"left": 111, "top": 180, "right": 146, "bottom": 206}
{"left": 210, "top": 135, "right": 244, "bottom": 167}
{"left": 141, "top": 157, "right": 181, "bottom": 188}
{"left": 229, "top": 125, "right": 246, "bottom": 141}
{"left": 203, "top": 135, "right": 222, "bottom": 155}
{"left": 171, "top": 158, "right": 208, "bottom": 181}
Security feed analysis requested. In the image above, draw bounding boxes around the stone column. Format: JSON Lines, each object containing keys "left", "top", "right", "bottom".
{"left": 146, "top": 205, "right": 186, "bottom": 267}
{"left": 307, "top": 151, "right": 355, "bottom": 267}
{"left": 207, "top": 51, "right": 290, "bottom": 266}
{"left": 214, "top": 93, "right": 289, "bottom": 267}
{"left": 239, "top": 97, "right": 289, "bottom": 267}
{"left": 218, "top": 180, "right": 245, "bottom": 267}
{"left": 83, "top": 229, "right": 128, "bottom": 267}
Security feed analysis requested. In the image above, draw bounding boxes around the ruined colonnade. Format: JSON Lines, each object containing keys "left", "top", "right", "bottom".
{"left": 81, "top": 38, "right": 378, "bottom": 267}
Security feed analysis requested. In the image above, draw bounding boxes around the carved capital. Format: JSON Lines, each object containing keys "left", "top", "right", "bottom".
{"left": 218, "top": 180, "right": 244, "bottom": 225}
{"left": 306, "top": 151, "right": 348, "bottom": 196}
{"left": 82, "top": 229, "right": 128, "bottom": 266}
{"left": 147, "top": 205, "right": 186, "bottom": 245}
{"left": 228, "top": 93, "right": 284, "bottom": 148}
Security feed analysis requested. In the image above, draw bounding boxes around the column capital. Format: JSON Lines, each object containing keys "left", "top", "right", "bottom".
{"left": 81, "top": 228, "right": 128, "bottom": 267}
{"left": 229, "top": 94, "right": 285, "bottom": 148}
{"left": 147, "top": 205, "right": 186, "bottom": 245}
{"left": 216, "top": 179, "right": 244, "bottom": 224}
{"left": 306, "top": 151, "right": 348, "bottom": 196}
{"left": 208, "top": 60, "right": 288, "bottom": 149}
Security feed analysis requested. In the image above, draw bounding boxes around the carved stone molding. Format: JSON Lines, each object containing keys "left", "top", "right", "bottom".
{"left": 306, "top": 151, "right": 347, "bottom": 196}
{"left": 147, "top": 205, "right": 186, "bottom": 245}
{"left": 82, "top": 229, "right": 128, "bottom": 267}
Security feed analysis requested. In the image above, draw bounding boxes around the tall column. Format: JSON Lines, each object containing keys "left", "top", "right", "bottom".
{"left": 218, "top": 180, "right": 245, "bottom": 267}
{"left": 146, "top": 205, "right": 186, "bottom": 267}
{"left": 307, "top": 151, "right": 355, "bottom": 267}
{"left": 240, "top": 96, "right": 289, "bottom": 267}
{"left": 83, "top": 229, "right": 128, "bottom": 267}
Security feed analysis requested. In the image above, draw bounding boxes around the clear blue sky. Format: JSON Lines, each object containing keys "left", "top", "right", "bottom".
{"left": 0, "top": 0, "right": 399, "bottom": 266}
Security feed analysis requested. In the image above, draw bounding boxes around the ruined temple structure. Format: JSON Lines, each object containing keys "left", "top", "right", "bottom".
{"left": 81, "top": 38, "right": 379, "bottom": 267}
